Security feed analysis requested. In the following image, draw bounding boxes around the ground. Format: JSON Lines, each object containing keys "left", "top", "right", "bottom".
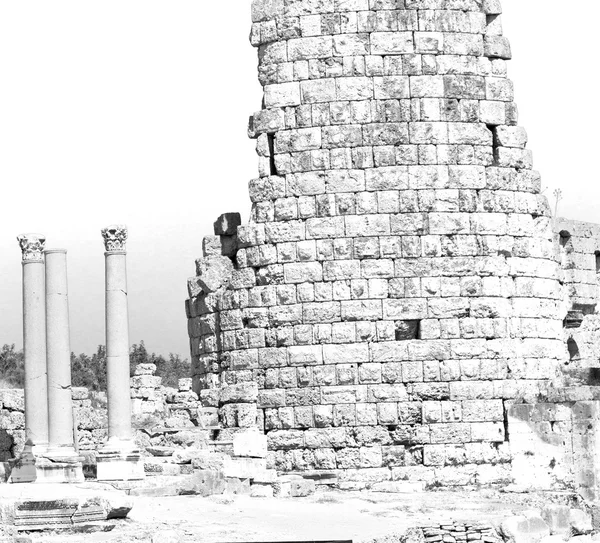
{"left": 29, "top": 488, "right": 575, "bottom": 543}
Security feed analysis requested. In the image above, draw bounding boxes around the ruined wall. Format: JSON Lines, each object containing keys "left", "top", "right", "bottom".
{"left": 0, "top": 367, "right": 199, "bottom": 465}
{"left": 186, "top": 0, "right": 574, "bottom": 489}
{"left": 554, "top": 218, "right": 600, "bottom": 379}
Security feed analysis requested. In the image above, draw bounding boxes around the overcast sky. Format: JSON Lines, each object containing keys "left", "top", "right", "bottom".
{"left": 0, "top": 1, "right": 598, "bottom": 359}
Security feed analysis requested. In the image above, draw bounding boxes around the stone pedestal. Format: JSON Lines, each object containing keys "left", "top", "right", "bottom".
{"left": 9, "top": 235, "right": 50, "bottom": 484}
{"left": 97, "top": 226, "right": 143, "bottom": 481}
{"left": 41, "top": 249, "right": 83, "bottom": 483}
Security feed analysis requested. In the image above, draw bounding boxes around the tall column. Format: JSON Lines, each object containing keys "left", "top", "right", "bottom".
{"left": 97, "top": 225, "right": 144, "bottom": 481}
{"left": 17, "top": 234, "right": 49, "bottom": 451}
{"left": 42, "top": 249, "right": 84, "bottom": 482}
{"left": 8, "top": 235, "right": 50, "bottom": 483}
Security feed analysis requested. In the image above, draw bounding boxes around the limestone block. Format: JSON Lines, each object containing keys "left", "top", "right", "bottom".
{"left": 134, "top": 363, "right": 157, "bottom": 376}
{"left": 570, "top": 509, "right": 593, "bottom": 535}
{"left": 233, "top": 429, "right": 268, "bottom": 458}
{"left": 195, "top": 255, "right": 235, "bottom": 293}
{"left": 202, "top": 236, "right": 224, "bottom": 258}
{"left": 290, "top": 478, "right": 316, "bottom": 497}
{"left": 288, "top": 36, "right": 332, "bottom": 61}
{"left": 258, "top": 390, "right": 286, "bottom": 409}
{"left": 540, "top": 505, "right": 571, "bottom": 536}
{"left": 300, "top": 79, "right": 337, "bottom": 104}
{"left": 171, "top": 448, "right": 205, "bottom": 465}
{"left": 264, "top": 82, "right": 301, "bottom": 108}
{"left": 178, "top": 378, "right": 192, "bottom": 392}
{"left": 0, "top": 410, "right": 24, "bottom": 430}
{"left": 250, "top": 0, "right": 283, "bottom": 23}
{"left": 496, "top": 126, "right": 528, "bottom": 148}
{"left": 480, "top": 100, "right": 506, "bottom": 125}
{"left": 0, "top": 390, "right": 24, "bottom": 411}
{"left": 500, "top": 515, "right": 550, "bottom": 543}
{"left": 221, "top": 403, "right": 258, "bottom": 428}
{"left": 75, "top": 407, "right": 107, "bottom": 431}
{"left": 483, "top": 0, "right": 502, "bottom": 14}
{"left": 70, "top": 387, "right": 89, "bottom": 401}
{"left": 173, "top": 390, "right": 198, "bottom": 404}
{"left": 371, "top": 32, "right": 414, "bottom": 55}
{"left": 487, "top": 77, "right": 514, "bottom": 101}
{"left": 249, "top": 109, "right": 285, "bottom": 136}
{"left": 130, "top": 375, "right": 162, "bottom": 389}
{"left": 485, "top": 36, "right": 512, "bottom": 60}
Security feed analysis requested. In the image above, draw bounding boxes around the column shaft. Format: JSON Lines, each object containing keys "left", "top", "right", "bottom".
{"left": 45, "top": 249, "right": 76, "bottom": 453}
{"left": 105, "top": 251, "right": 133, "bottom": 441}
{"left": 22, "top": 260, "right": 49, "bottom": 449}
{"left": 97, "top": 225, "right": 143, "bottom": 481}
{"left": 17, "top": 234, "right": 50, "bottom": 454}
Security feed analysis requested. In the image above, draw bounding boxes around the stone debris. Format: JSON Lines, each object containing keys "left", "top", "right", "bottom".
{"left": 0, "top": 482, "right": 132, "bottom": 532}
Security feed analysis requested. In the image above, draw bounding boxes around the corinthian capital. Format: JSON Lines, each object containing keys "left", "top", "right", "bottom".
{"left": 17, "top": 234, "right": 46, "bottom": 262}
{"left": 101, "top": 225, "right": 128, "bottom": 252}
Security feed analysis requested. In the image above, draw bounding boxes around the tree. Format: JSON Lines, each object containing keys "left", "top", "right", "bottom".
{"left": 156, "top": 353, "right": 191, "bottom": 388}
{"left": 71, "top": 345, "right": 106, "bottom": 391}
{"left": 0, "top": 344, "right": 24, "bottom": 388}
{"left": 0, "top": 341, "right": 188, "bottom": 391}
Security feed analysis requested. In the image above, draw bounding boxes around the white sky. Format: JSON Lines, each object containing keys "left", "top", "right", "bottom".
{"left": 0, "top": 1, "right": 598, "bottom": 358}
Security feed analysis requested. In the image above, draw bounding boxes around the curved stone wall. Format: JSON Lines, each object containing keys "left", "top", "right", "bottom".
{"left": 187, "top": 0, "right": 568, "bottom": 486}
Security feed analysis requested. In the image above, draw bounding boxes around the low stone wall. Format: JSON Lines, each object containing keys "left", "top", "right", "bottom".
{"left": 0, "top": 391, "right": 24, "bottom": 462}
{"left": 0, "top": 364, "right": 200, "bottom": 462}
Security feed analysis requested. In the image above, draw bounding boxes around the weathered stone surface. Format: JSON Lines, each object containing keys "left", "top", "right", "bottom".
{"left": 214, "top": 213, "right": 242, "bottom": 236}
{"left": 195, "top": 256, "right": 235, "bottom": 293}
{"left": 500, "top": 514, "right": 550, "bottom": 543}
{"left": 233, "top": 429, "right": 268, "bottom": 458}
{"left": 290, "top": 478, "right": 316, "bottom": 497}
{"left": 182, "top": 0, "right": 591, "bottom": 495}
{"left": 570, "top": 509, "right": 593, "bottom": 535}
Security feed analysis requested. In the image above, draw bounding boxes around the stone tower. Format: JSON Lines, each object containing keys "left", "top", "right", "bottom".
{"left": 187, "top": 0, "right": 574, "bottom": 489}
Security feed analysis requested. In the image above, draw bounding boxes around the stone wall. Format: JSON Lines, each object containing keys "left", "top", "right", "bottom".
{"left": 185, "top": 0, "right": 583, "bottom": 491}
{"left": 0, "top": 367, "right": 196, "bottom": 464}
{"left": 0, "top": 387, "right": 106, "bottom": 461}
{"left": 555, "top": 218, "right": 600, "bottom": 380}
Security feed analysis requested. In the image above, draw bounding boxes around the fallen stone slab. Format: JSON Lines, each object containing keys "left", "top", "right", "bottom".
{"left": 146, "top": 446, "right": 175, "bottom": 457}
{"left": 0, "top": 482, "right": 132, "bottom": 531}
{"left": 113, "top": 471, "right": 245, "bottom": 498}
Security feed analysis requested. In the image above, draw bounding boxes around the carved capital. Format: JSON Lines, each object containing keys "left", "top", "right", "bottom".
{"left": 101, "top": 225, "right": 128, "bottom": 252}
{"left": 17, "top": 234, "right": 46, "bottom": 263}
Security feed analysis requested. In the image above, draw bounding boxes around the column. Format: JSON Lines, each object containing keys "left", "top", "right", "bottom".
{"left": 8, "top": 235, "right": 50, "bottom": 483}
{"left": 97, "top": 225, "right": 144, "bottom": 480}
{"left": 17, "top": 234, "right": 49, "bottom": 451}
{"left": 42, "top": 249, "right": 84, "bottom": 482}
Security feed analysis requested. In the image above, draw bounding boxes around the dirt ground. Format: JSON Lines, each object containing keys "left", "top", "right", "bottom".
{"left": 30, "top": 488, "right": 573, "bottom": 543}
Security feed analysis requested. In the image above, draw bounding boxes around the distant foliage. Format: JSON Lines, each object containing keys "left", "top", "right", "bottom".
{"left": 71, "top": 345, "right": 107, "bottom": 391}
{"left": 0, "top": 342, "right": 189, "bottom": 391}
{"left": 0, "top": 344, "right": 25, "bottom": 388}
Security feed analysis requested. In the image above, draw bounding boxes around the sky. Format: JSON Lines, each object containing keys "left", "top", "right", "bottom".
{"left": 0, "top": 1, "right": 598, "bottom": 359}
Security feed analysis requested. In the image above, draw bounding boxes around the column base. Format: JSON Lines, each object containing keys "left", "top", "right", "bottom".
{"left": 96, "top": 440, "right": 145, "bottom": 481}
{"left": 8, "top": 444, "right": 84, "bottom": 484}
